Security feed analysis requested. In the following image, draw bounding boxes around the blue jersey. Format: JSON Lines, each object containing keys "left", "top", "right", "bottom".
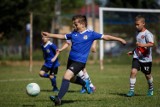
{"left": 41, "top": 41, "right": 60, "bottom": 68}
{"left": 65, "top": 29, "right": 103, "bottom": 63}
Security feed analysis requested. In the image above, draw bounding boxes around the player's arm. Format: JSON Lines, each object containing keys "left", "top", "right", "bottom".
{"left": 91, "top": 40, "right": 97, "bottom": 53}
{"left": 102, "top": 35, "right": 127, "bottom": 45}
{"left": 127, "top": 51, "right": 133, "bottom": 56}
{"left": 59, "top": 42, "right": 71, "bottom": 52}
{"left": 51, "top": 50, "right": 60, "bottom": 62}
{"left": 41, "top": 32, "right": 65, "bottom": 39}
{"left": 136, "top": 42, "right": 154, "bottom": 47}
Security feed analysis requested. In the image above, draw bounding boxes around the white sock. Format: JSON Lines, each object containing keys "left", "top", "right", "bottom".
{"left": 148, "top": 76, "right": 153, "bottom": 90}
{"left": 77, "top": 70, "right": 85, "bottom": 80}
{"left": 130, "top": 78, "right": 136, "bottom": 91}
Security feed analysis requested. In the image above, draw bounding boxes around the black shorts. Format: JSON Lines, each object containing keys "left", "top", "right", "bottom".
{"left": 67, "top": 59, "right": 86, "bottom": 75}
{"left": 132, "top": 58, "right": 152, "bottom": 75}
{"left": 40, "top": 65, "right": 58, "bottom": 75}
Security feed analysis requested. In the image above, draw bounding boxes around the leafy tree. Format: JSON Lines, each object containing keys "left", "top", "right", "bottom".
{"left": 0, "top": 0, "right": 84, "bottom": 45}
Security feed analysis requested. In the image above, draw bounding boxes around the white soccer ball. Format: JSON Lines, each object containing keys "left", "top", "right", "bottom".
{"left": 26, "top": 83, "right": 40, "bottom": 96}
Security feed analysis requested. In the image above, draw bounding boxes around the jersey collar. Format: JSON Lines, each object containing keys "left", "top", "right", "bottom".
{"left": 43, "top": 41, "right": 51, "bottom": 48}
{"left": 79, "top": 29, "right": 88, "bottom": 34}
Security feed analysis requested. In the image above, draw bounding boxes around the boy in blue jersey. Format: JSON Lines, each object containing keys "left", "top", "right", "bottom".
{"left": 39, "top": 36, "right": 60, "bottom": 92}
{"left": 58, "top": 40, "right": 96, "bottom": 94}
{"left": 42, "top": 15, "right": 126, "bottom": 106}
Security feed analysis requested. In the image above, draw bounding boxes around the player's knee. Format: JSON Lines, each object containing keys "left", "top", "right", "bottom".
{"left": 131, "top": 69, "right": 137, "bottom": 75}
{"left": 49, "top": 75, "right": 54, "bottom": 79}
{"left": 63, "top": 70, "right": 74, "bottom": 80}
{"left": 145, "top": 74, "right": 152, "bottom": 79}
{"left": 70, "top": 76, "right": 76, "bottom": 82}
{"left": 39, "top": 71, "right": 45, "bottom": 77}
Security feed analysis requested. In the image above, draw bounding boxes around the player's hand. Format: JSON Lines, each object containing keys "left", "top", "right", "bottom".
{"left": 127, "top": 51, "right": 133, "bottom": 56}
{"left": 121, "top": 39, "right": 127, "bottom": 45}
{"left": 41, "top": 32, "right": 50, "bottom": 37}
{"left": 56, "top": 49, "right": 60, "bottom": 54}
{"left": 58, "top": 49, "right": 63, "bottom": 52}
{"left": 91, "top": 47, "right": 96, "bottom": 53}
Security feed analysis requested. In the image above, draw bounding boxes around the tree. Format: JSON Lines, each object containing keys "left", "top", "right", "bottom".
{"left": 0, "top": 0, "right": 84, "bottom": 45}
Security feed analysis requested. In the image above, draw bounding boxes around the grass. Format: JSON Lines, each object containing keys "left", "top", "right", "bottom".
{"left": 0, "top": 62, "right": 160, "bottom": 107}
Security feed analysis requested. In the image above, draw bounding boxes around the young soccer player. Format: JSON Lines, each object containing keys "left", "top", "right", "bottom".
{"left": 42, "top": 15, "right": 126, "bottom": 106}
{"left": 126, "top": 15, "right": 154, "bottom": 97}
{"left": 58, "top": 40, "right": 96, "bottom": 94}
{"left": 39, "top": 36, "right": 60, "bottom": 92}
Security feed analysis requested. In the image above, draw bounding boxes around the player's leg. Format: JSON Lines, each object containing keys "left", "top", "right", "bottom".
{"left": 78, "top": 68, "right": 96, "bottom": 93}
{"left": 49, "top": 67, "right": 59, "bottom": 92}
{"left": 91, "top": 40, "right": 97, "bottom": 52}
{"left": 50, "top": 60, "right": 91, "bottom": 106}
{"left": 126, "top": 68, "right": 137, "bottom": 97}
{"left": 145, "top": 74, "right": 154, "bottom": 96}
{"left": 70, "top": 75, "right": 91, "bottom": 94}
{"left": 126, "top": 58, "right": 139, "bottom": 97}
{"left": 83, "top": 68, "right": 96, "bottom": 92}
{"left": 68, "top": 63, "right": 91, "bottom": 94}
{"left": 77, "top": 70, "right": 87, "bottom": 93}
{"left": 39, "top": 65, "right": 49, "bottom": 78}
{"left": 50, "top": 69, "right": 90, "bottom": 106}
{"left": 141, "top": 62, "right": 153, "bottom": 96}
{"left": 50, "top": 69, "right": 74, "bottom": 106}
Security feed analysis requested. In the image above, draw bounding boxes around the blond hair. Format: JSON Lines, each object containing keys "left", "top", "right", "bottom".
{"left": 135, "top": 15, "right": 145, "bottom": 23}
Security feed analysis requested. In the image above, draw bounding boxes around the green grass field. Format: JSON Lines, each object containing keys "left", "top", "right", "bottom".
{"left": 0, "top": 61, "right": 159, "bottom": 107}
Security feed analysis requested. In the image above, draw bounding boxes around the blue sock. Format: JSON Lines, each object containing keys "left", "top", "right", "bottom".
{"left": 74, "top": 76, "right": 85, "bottom": 87}
{"left": 58, "top": 78, "right": 70, "bottom": 99}
{"left": 43, "top": 73, "right": 49, "bottom": 78}
{"left": 50, "top": 76, "right": 57, "bottom": 88}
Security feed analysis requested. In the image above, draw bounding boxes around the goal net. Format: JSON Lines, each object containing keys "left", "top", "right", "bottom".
{"left": 99, "top": 7, "right": 160, "bottom": 70}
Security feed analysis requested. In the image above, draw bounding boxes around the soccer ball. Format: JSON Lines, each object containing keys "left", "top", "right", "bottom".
{"left": 26, "top": 83, "right": 40, "bottom": 96}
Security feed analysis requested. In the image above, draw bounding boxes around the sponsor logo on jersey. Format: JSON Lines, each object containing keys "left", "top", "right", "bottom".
{"left": 83, "top": 35, "right": 88, "bottom": 40}
{"left": 46, "top": 49, "right": 50, "bottom": 53}
{"left": 70, "top": 66, "right": 74, "bottom": 70}
{"left": 141, "top": 35, "right": 145, "bottom": 39}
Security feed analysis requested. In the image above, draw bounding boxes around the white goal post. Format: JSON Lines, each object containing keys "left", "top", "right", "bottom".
{"left": 99, "top": 7, "right": 160, "bottom": 70}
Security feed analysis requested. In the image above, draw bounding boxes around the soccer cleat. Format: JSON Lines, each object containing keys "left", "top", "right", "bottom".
{"left": 53, "top": 87, "right": 59, "bottom": 92}
{"left": 90, "top": 86, "right": 96, "bottom": 93}
{"left": 147, "top": 90, "right": 153, "bottom": 96}
{"left": 50, "top": 95, "right": 55, "bottom": 101}
{"left": 50, "top": 95, "right": 61, "bottom": 106}
{"left": 126, "top": 90, "right": 134, "bottom": 97}
{"left": 80, "top": 86, "right": 96, "bottom": 94}
{"left": 84, "top": 79, "right": 91, "bottom": 94}
{"left": 80, "top": 87, "right": 86, "bottom": 94}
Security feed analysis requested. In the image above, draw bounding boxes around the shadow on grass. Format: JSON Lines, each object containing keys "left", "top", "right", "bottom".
{"left": 67, "top": 90, "right": 80, "bottom": 93}
{"left": 62, "top": 100, "right": 76, "bottom": 105}
{"left": 41, "top": 89, "right": 80, "bottom": 93}
{"left": 41, "top": 89, "right": 53, "bottom": 92}
{"left": 22, "top": 104, "right": 36, "bottom": 107}
{"left": 110, "top": 92, "right": 145, "bottom": 97}
{"left": 47, "top": 100, "right": 81, "bottom": 106}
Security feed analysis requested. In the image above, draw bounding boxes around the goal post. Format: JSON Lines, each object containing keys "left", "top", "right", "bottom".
{"left": 99, "top": 7, "right": 160, "bottom": 70}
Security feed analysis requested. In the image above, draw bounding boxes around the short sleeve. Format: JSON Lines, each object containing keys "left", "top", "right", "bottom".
{"left": 65, "top": 32, "right": 73, "bottom": 40}
{"left": 145, "top": 32, "right": 154, "bottom": 43}
{"left": 66, "top": 40, "right": 71, "bottom": 44}
{"left": 51, "top": 43, "right": 57, "bottom": 50}
{"left": 92, "top": 31, "right": 103, "bottom": 40}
